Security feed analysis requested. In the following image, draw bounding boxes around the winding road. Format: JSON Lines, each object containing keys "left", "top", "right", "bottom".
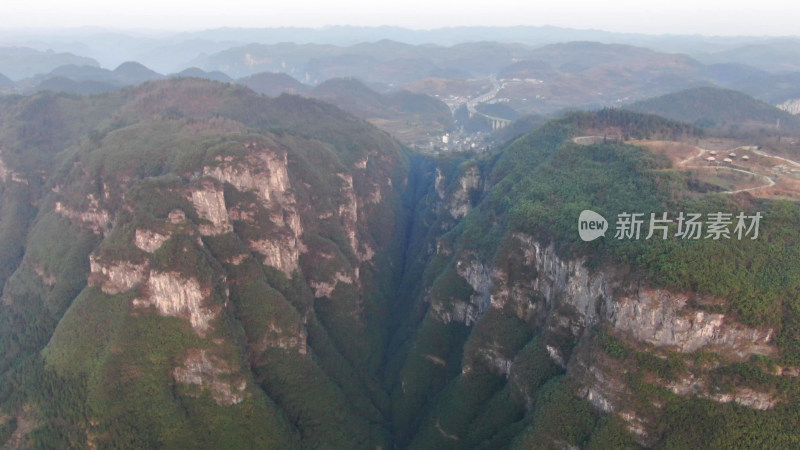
{"left": 571, "top": 138, "right": 800, "bottom": 195}
{"left": 677, "top": 145, "right": 798, "bottom": 194}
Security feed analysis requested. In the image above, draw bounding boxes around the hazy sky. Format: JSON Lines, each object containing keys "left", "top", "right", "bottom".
{"left": 2, "top": 0, "right": 798, "bottom": 36}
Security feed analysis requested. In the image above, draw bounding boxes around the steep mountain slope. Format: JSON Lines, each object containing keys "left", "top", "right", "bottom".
{"left": 386, "top": 110, "right": 800, "bottom": 448}
{"left": 1, "top": 81, "right": 799, "bottom": 448}
{"left": 0, "top": 79, "right": 407, "bottom": 448}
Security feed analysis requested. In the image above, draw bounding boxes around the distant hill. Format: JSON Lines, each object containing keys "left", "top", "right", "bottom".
{"left": 171, "top": 67, "right": 232, "bottom": 83}
{"left": 237, "top": 72, "right": 309, "bottom": 97}
{"left": 497, "top": 59, "right": 559, "bottom": 81}
{"left": 17, "top": 62, "right": 165, "bottom": 95}
{"left": 627, "top": 87, "right": 800, "bottom": 132}
{"left": 490, "top": 42, "right": 709, "bottom": 114}
{"left": 183, "top": 39, "right": 800, "bottom": 116}
{"left": 191, "top": 40, "right": 536, "bottom": 82}
{"left": 309, "top": 77, "right": 453, "bottom": 128}
{"left": 384, "top": 90, "right": 452, "bottom": 119}
{"left": 32, "top": 76, "right": 121, "bottom": 95}
{"left": 525, "top": 41, "right": 702, "bottom": 74}
{"left": 0, "top": 47, "right": 99, "bottom": 80}
{"left": 310, "top": 77, "right": 386, "bottom": 117}
{"left": 47, "top": 64, "right": 117, "bottom": 83}
{"left": 112, "top": 61, "right": 164, "bottom": 85}
{"left": 0, "top": 73, "right": 14, "bottom": 89}
{"left": 699, "top": 38, "right": 800, "bottom": 73}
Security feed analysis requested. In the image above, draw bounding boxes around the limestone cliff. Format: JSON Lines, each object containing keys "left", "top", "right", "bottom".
{"left": 437, "top": 232, "right": 785, "bottom": 443}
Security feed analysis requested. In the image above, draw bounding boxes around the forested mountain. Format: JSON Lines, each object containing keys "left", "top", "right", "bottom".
{"left": 7, "top": 37, "right": 800, "bottom": 120}
{"left": 17, "top": 62, "right": 164, "bottom": 95}
{"left": 0, "top": 79, "right": 408, "bottom": 447}
{"left": 628, "top": 87, "right": 800, "bottom": 132}
{"left": 0, "top": 80, "right": 799, "bottom": 448}
{"left": 236, "top": 72, "right": 309, "bottom": 96}
{"left": 172, "top": 67, "right": 233, "bottom": 83}
{"left": 0, "top": 47, "right": 99, "bottom": 81}
{"left": 309, "top": 77, "right": 454, "bottom": 129}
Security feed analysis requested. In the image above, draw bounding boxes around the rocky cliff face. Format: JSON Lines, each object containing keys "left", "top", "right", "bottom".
{"left": 1, "top": 81, "right": 796, "bottom": 449}
{"left": 201, "top": 147, "right": 305, "bottom": 276}
{"left": 173, "top": 348, "right": 250, "bottom": 406}
{"left": 0, "top": 80, "right": 410, "bottom": 448}
{"left": 435, "top": 164, "right": 482, "bottom": 219}
{"left": 388, "top": 150, "right": 796, "bottom": 447}
{"left": 424, "top": 226, "right": 785, "bottom": 444}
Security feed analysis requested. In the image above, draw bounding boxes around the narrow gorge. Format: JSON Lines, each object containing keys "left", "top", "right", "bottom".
{"left": 0, "top": 80, "right": 798, "bottom": 448}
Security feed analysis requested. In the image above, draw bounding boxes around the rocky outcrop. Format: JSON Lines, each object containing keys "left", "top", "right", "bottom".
{"left": 667, "top": 378, "right": 777, "bottom": 410}
{"left": 168, "top": 209, "right": 187, "bottom": 224}
{"left": 338, "top": 174, "right": 360, "bottom": 256}
{"left": 430, "top": 259, "right": 494, "bottom": 326}
{"left": 429, "top": 296, "right": 482, "bottom": 326}
{"left": 248, "top": 238, "right": 301, "bottom": 276}
{"left": 445, "top": 166, "right": 480, "bottom": 219}
{"left": 336, "top": 173, "right": 375, "bottom": 263}
{"left": 134, "top": 229, "right": 170, "bottom": 253}
{"left": 434, "top": 168, "right": 446, "bottom": 200}
{"left": 191, "top": 182, "right": 233, "bottom": 236}
{"left": 173, "top": 349, "right": 248, "bottom": 406}
{"left": 456, "top": 259, "right": 494, "bottom": 317}
{"left": 253, "top": 320, "right": 308, "bottom": 356}
{"left": 88, "top": 255, "right": 146, "bottom": 295}
{"left": 0, "top": 153, "right": 26, "bottom": 184}
{"left": 446, "top": 231, "right": 781, "bottom": 432}
{"left": 310, "top": 271, "right": 355, "bottom": 298}
{"left": 495, "top": 234, "right": 774, "bottom": 359}
{"left": 203, "top": 146, "right": 306, "bottom": 275}
{"left": 55, "top": 195, "right": 111, "bottom": 235}
{"left": 203, "top": 149, "right": 290, "bottom": 204}
{"left": 133, "top": 271, "right": 218, "bottom": 336}
{"left": 777, "top": 98, "right": 800, "bottom": 115}
{"left": 610, "top": 290, "right": 774, "bottom": 357}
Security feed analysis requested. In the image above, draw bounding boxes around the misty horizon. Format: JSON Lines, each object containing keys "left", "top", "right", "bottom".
{"left": 2, "top": 0, "right": 800, "bottom": 37}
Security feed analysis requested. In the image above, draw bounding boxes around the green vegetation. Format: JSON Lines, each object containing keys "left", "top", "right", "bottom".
{"left": 512, "top": 377, "right": 638, "bottom": 449}
{"left": 0, "top": 79, "right": 410, "bottom": 448}
{"left": 0, "top": 80, "right": 799, "bottom": 449}
{"left": 628, "top": 86, "right": 800, "bottom": 134}
{"left": 476, "top": 110, "right": 800, "bottom": 363}
{"left": 387, "top": 107, "right": 800, "bottom": 449}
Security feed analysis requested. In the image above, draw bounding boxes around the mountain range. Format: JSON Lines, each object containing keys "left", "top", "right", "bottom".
{"left": 6, "top": 39, "right": 800, "bottom": 120}
{"left": 1, "top": 25, "right": 800, "bottom": 449}
{"left": 0, "top": 78, "right": 799, "bottom": 448}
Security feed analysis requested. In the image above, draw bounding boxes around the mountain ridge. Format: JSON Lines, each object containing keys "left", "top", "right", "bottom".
{"left": 0, "top": 80, "right": 799, "bottom": 448}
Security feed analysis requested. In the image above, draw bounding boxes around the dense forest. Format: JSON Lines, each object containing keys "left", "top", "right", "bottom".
{"left": 0, "top": 80, "right": 798, "bottom": 448}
